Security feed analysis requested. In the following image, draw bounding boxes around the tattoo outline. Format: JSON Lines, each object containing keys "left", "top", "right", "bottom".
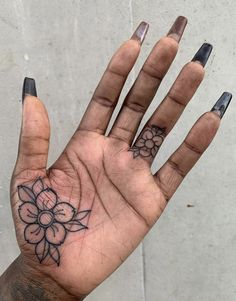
{"left": 18, "top": 177, "right": 91, "bottom": 266}
{"left": 129, "top": 125, "right": 165, "bottom": 158}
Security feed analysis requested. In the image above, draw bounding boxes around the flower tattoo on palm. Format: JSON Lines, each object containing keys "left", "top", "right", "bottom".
{"left": 130, "top": 125, "right": 165, "bottom": 158}
{"left": 18, "top": 178, "right": 91, "bottom": 266}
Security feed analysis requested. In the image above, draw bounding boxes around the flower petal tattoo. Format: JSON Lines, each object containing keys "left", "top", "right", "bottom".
{"left": 18, "top": 178, "right": 91, "bottom": 266}
{"left": 130, "top": 126, "right": 166, "bottom": 158}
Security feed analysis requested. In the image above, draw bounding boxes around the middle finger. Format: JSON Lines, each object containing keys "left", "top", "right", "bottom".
{"left": 109, "top": 16, "right": 187, "bottom": 143}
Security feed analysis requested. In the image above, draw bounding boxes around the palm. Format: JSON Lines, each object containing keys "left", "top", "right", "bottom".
{"left": 13, "top": 130, "right": 163, "bottom": 295}
{"left": 10, "top": 19, "right": 224, "bottom": 299}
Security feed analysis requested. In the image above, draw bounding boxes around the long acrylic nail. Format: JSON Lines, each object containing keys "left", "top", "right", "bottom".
{"left": 167, "top": 16, "right": 188, "bottom": 42}
{"left": 192, "top": 43, "right": 213, "bottom": 67}
{"left": 22, "top": 77, "right": 37, "bottom": 102}
{"left": 131, "top": 21, "right": 149, "bottom": 45}
{"left": 211, "top": 92, "right": 232, "bottom": 119}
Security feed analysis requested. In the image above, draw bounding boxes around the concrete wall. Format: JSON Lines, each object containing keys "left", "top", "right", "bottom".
{"left": 0, "top": 1, "right": 236, "bottom": 300}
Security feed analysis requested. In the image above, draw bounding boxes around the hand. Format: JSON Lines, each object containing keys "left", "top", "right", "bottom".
{"left": 1, "top": 16, "right": 232, "bottom": 300}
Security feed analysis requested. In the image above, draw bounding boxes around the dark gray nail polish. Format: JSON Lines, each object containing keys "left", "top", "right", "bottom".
{"left": 22, "top": 77, "right": 37, "bottom": 101}
{"left": 192, "top": 43, "right": 213, "bottom": 67}
{"left": 131, "top": 21, "right": 149, "bottom": 45}
{"left": 211, "top": 92, "right": 232, "bottom": 119}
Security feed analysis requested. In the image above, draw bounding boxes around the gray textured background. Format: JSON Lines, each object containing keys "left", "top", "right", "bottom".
{"left": 0, "top": 1, "right": 236, "bottom": 300}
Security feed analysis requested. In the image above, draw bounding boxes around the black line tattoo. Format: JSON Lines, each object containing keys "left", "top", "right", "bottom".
{"left": 17, "top": 177, "right": 91, "bottom": 266}
{"left": 129, "top": 125, "right": 165, "bottom": 158}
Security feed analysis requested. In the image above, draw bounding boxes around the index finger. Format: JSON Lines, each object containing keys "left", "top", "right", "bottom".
{"left": 78, "top": 22, "right": 149, "bottom": 135}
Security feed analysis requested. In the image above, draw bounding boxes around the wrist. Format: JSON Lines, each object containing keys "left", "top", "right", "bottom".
{"left": 0, "top": 254, "right": 84, "bottom": 301}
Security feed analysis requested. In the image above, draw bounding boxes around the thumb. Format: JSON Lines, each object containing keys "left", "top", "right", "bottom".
{"left": 13, "top": 78, "right": 50, "bottom": 177}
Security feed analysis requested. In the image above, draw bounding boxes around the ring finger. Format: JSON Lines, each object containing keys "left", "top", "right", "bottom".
{"left": 129, "top": 43, "right": 213, "bottom": 164}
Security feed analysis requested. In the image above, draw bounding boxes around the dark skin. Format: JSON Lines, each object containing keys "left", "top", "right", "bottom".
{"left": 0, "top": 17, "right": 228, "bottom": 300}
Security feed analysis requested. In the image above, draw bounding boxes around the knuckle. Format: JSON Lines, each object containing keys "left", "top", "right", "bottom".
{"left": 167, "top": 159, "right": 186, "bottom": 178}
{"left": 167, "top": 92, "right": 186, "bottom": 107}
{"left": 21, "top": 135, "right": 49, "bottom": 144}
{"left": 141, "top": 63, "right": 163, "bottom": 82}
{"left": 144, "top": 37, "right": 178, "bottom": 79}
{"left": 92, "top": 94, "right": 116, "bottom": 108}
{"left": 125, "top": 101, "right": 146, "bottom": 114}
{"left": 183, "top": 140, "right": 202, "bottom": 155}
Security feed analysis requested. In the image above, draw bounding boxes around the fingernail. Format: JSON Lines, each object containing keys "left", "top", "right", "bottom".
{"left": 192, "top": 43, "right": 213, "bottom": 67}
{"left": 22, "top": 77, "right": 37, "bottom": 102}
{"left": 167, "top": 16, "right": 188, "bottom": 42}
{"left": 211, "top": 92, "right": 232, "bottom": 119}
{"left": 131, "top": 21, "right": 149, "bottom": 45}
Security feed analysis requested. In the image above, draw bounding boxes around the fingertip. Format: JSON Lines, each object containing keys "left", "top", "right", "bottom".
{"left": 21, "top": 94, "right": 50, "bottom": 143}
{"left": 23, "top": 94, "right": 39, "bottom": 103}
{"left": 22, "top": 95, "right": 48, "bottom": 117}
{"left": 158, "top": 36, "right": 179, "bottom": 57}
{"left": 203, "top": 111, "right": 221, "bottom": 125}
{"left": 122, "top": 38, "right": 142, "bottom": 55}
{"left": 109, "top": 39, "right": 141, "bottom": 76}
{"left": 186, "top": 60, "right": 205, "bottom": 76}
{"left": 196, "top": 111, "right": 221, "bottom": 138}
{"left": 182, "top": 61, "right": 205, "bottom": 85}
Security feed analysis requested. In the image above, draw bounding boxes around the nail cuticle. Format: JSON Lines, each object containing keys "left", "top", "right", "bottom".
{"left": 211, "top": 110, "right": 222, "bottom": 118}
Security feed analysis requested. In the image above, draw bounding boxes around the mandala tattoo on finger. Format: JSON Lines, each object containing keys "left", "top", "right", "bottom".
{"left": 17, "top": 177, "right": 91, "bottom": 266}
{"left": 130, "top": 125, "right": 165, "bottom": 158}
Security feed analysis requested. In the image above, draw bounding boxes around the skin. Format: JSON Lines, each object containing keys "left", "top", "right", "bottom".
{"left": 0, "top": 21, "right": 221, "bottom": 300}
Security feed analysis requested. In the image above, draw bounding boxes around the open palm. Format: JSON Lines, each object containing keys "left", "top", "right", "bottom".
{"left": 9, "top": 18, "right": 230, "bottom": 299}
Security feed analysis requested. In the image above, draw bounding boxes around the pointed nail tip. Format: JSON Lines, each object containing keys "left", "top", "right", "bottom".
{"left": 24, "top": 76, "right": 35, "bottom": 82}
{"left": 176, "top": 15, "right": 188, "bottom": 23}
{"left": 217, "top": 92, "right": 233, "bottom": 104}
{"left": 140, "top": 20, "right": 149, "bottom": 27}
{"left": 202, "top": 42, "right": 213, "bottom": 53}
{"left": 192, "top": 42, "right": 213, "bottom": 67}
{"left": 167, "top": 15, "right": 188, "bottom": 42}
{"left": 22, "top": 77, "right": 37, "bottom": 101}
{"left": 202, "top": 42, "right": 213, "bottom": 47}
{"left": 222, "top": 91, "right": 233, "bottom": 99}
{"left": 131, "top": 21, "right": 149, "bottom": 44}
{"left": 211, "top": 92, "right": 233, "bottom": 119}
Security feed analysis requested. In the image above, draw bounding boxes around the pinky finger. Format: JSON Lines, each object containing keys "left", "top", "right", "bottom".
{"left": 155, "top": 92, "right": 232, "bottom": 202}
